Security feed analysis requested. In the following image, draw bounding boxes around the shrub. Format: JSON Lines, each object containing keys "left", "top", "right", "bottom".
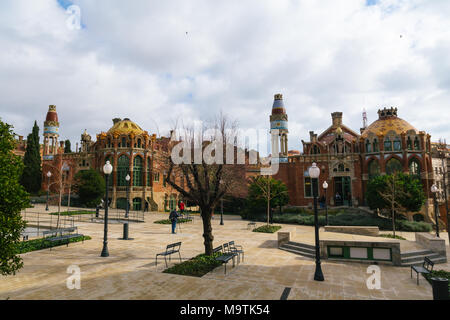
{"left": 379, "top": 234, "right": 406, "bottom": 240}
{"left": 163, "top": 252, "right": 223, "bottom": 277}
{"left": 397, "top": 220, "right": 432, "bottom": 232}
{"left": 253, "top": 225, "right": 282, "bottom": 233}
{"left": 16, "top": 235, "right": 91, "bottom": 254}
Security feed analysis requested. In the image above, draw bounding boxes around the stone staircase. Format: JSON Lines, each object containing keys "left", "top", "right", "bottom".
{"left": 279, "top": 241, "right": 316, "bottom": 259}
{"left": 400, "top": 249, "right": 447, "bottom": 267}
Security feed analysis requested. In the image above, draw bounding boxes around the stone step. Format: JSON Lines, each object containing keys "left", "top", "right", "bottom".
{"left": 281, "top": 243, "right": 316, "bottom": 255}
{"left": 286, "top": 241, "right": 315, "bottom": 251}
{"left": 401, "top": 253, "right": 442, "bottom": 264}
{"left": 279, "top": 246, "right": 315, "bottom": 259}
{"left": 401, "top": 256, "right": 447, "bottom": 267}
{"left": 400, "top": 250, "right": 433, "bottom": 258}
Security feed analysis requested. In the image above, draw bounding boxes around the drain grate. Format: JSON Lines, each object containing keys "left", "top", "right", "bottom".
{"left": 280, "top": 287, "right": 291, "bottom": 300}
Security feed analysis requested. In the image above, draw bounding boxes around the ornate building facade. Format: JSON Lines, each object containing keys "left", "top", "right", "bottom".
{"left": 271, "top": 94, "right": 435, "bottom": 221}
{"left": 41, "top": 106, "right": 182, "bottom": 211}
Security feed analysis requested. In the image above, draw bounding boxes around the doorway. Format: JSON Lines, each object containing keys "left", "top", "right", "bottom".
{"left": 333, "top": 177, "right": 352, "bottom": 206}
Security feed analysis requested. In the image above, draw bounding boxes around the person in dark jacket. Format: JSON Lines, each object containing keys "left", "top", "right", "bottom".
{"left": 169, "top": 210, "right": 180, "bottom": 234}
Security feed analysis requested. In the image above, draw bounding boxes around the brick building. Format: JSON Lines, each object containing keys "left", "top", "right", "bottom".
{"left": 270, "top": 94, "right": 435, "bottom": 221}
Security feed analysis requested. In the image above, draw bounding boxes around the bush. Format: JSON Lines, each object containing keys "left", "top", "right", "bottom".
{"left": 16, "top": 235, "right": 91, "bottom": 254}
{"left": 163, "top": 252, "right": 223, "bottom": 277}
{"left": 242, "top": 210, "right": 432, "bottom": 232}
{"left": 379, "top": 234, "right": 407, "bottom": 240}
{"left": 49, "top": 210, "right": 95, "bottom": 216}
{"left": 253, "top": 225, "right": 282, "bottom": 233}
{"left": 397, "top": 220, "right": 432, "bottom": 232}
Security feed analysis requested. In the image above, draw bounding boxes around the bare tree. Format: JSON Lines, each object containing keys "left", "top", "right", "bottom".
{"left": 163, "top": 114, "right": 246, "bottom": 255}
{"left": 377, "top": 173, "right": 408, "bottom": 237}
{"left": 248, "top": 175, "right": 289, "bottom": 226}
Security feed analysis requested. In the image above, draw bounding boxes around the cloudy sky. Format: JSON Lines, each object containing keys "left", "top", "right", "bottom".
{"left": 1, "top": 0, "right": 450, "bottom": 153}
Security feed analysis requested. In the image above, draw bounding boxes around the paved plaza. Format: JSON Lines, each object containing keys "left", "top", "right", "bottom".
{"left": 1, "top": 204, "right": 449, "bottom": 300}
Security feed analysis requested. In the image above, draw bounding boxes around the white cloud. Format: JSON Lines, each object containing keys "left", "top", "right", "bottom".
{"left": 0, "top": 0, "right": 449, "bottom": 153}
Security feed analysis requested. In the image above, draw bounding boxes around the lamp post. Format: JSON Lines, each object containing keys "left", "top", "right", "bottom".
{"left": 309, "top": 162, "right": 324, "bottom": 281}
{"left": 220, "top": 179, "right": 224, "bottom": 226}
{"left": 323, "top": 181, "right": 329, "bottom": 226}
{"left": 431, "top": 184, "right": 440, "bottom": 238}
{"left": 125, "top": 174, "right": 131, "bottom": 218}
{"left": 46, "top": 171, "right": 52, "bottom": 211}
{"left": 101, "top": 161, "right": 113, "bottom": 257}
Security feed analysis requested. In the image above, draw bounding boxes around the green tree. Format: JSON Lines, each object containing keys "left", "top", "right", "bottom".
{"left": 0, "top": 119, "right": 29, "bottom": 275}
{"left": 20, "top": 121, "right": 41, "bottom": 194}
{"left": 247, "top": 176, "right": 289, "bottom": 225}
{"left": 367, "top": 172, "right": 425, "bottom": 213}
{"left": 73, "top": 169, "right": 105, "bottom": 208}
{"left": 64, "top": 140, "right": 71, "bottom": 153}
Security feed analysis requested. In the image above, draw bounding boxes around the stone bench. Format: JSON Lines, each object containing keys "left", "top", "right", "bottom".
{"left": 324, "top": 226, "right": 379, "bottom": 237}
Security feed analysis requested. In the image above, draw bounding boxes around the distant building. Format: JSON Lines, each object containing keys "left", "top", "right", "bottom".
{"left": 431, "top": 141, "right": 449, "bottom": 204}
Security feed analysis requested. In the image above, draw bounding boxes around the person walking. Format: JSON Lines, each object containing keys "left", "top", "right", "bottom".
{"left": 169, "top": 209, "right": 180, "bottom": 234}
{"left": 178, "top": 201, "right": 185, "bottom": 215}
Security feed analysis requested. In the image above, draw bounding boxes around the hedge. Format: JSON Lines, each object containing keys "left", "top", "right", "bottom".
{"left": 16, "top": 235, "right": 91, "bottom": 254}
{"left": 154, "top": 219, "right": 192, "bottom": 224}
{"left": 163, "top": 252, "right": 223, "bottom": 277}
{"left": 242, "top": 211, "right": 432, "bottom": 232}
{"left": 252, "top": 225, "right": 282, "bottom": 233}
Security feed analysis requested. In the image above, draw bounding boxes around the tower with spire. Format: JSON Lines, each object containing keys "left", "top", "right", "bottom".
{"left": 270, "top": 94, "right": 289, "bottom": 163}
{"left": 43, "top": 105, "right": 60, "bottom": 160}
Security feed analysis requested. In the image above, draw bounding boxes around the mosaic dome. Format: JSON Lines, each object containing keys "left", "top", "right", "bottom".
{"left": 361, "top": 107, "right": 418, "bottom": 138}
{"left": 107, "top": 118, "right": 145, "bottom": 136}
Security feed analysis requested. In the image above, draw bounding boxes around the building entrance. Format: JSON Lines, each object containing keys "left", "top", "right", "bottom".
{"left": 333, "top": 176, "right": 352, "bottom": 206}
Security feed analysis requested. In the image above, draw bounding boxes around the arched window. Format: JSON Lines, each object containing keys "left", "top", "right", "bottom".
{"left": 146, "top": 159, "right": 151, "bottom": 186}
{"left": 384, "top": 137, "right": 392, "bottom": 151}
{"left": 365, "top": 140, "right": 372, "bottom": 153}
{"left": 368, "top": 160, "right": 380, "bottom": 180}
{"left": 120, "top": 137, "right": 126, "bottom": 148}
{"left": 386, "top": 158, "right": 403, "bottom": 175}
{"left": 393, "top": 137, "right": 402, "bottom": 151}
{"left": 338, "top": 164, "right": 345, "bottom": 172}
{"left": 409, "top": 159, "right": 420, "bottom": 177}
{"left": 373, "top": 139, "right": 379, "bottom": 152}
{"left": 414, "top": 137, "right": 420, "bottom": 150}
{"left": 137, "top": 139, "right": 142, "bottom": 148}
{"left": 133, "top": 156, "right": 143, "bottom": 186}
{"left": 407, "top": 137, "right": 412, "bottom": 150}
{"left": 311, "top": 145, "right": 320, "bottom": 154}
{"left": 117, "top": 155, "right": 129, "bottom": 186}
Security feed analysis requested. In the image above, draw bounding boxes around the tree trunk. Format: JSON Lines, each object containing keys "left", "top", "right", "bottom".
{"left": 200, "top": 206, "right": 214, "bottom": 255}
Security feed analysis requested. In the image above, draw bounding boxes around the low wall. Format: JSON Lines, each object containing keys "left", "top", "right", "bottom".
{"left": 320, "top": 240, "right": 401, "bottom": 266}
{"left": 324, "top": 226, "right": 379, "bottom": 237}
{"left": 277, "top": 229, "right": 295, "bottom": 248}
{"left": 415, "top": 233, "right": 447, "bottom": 257}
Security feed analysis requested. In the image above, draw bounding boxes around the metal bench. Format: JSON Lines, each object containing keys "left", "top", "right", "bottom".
{"left": 156, "top": 242, "right": 182, "bottom": 267}
{"left": 247, "top": 222, "right": 256, "bottom": 230}
{"left": 411, "top": 256, "right": 434, "bottom": 285}
{"left": 44, "top": 227, "right": 84, "bottom": 250}
{"left": 228, "top": 241, "right": 244, "bottom": 263}
{"left": 214, "top": 243, "right": 237, "bottom": 274}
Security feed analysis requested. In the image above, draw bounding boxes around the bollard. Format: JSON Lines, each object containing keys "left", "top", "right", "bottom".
{"left": 431, "top": 277, "right": 449, "bottom": 300}
{"left": 123, "top": 222, "right": 129, "bottom": 240}
{"left": 96, "top": 206, "right": 99, "bottom": 218}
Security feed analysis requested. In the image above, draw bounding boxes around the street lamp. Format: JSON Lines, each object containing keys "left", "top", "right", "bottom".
{"left": 309, "top": 162, "right": 324, "bottom": 281}
{"left": 125, "top": 174, "right": 131, "bottom": 218}
{"left": 101, "top": 161, "right": 113, "bottom": 257}
{"left": 431, "top": 184, "right": 440, "bottom": 238}
{"left": 323, "top": 181, "right": 329, "bottom": 226}
{"left": 46, "top": 171, "right": 52, "bottom": 211}
{"left": 220, "top": 179, "right": 224, "bottom": 226}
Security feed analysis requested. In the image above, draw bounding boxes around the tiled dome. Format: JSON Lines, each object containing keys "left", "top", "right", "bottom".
{"left": 107, "top": 118, "right": 145, "bottom": 136}
{"left": 361, "top": 107, "right": 418, "bottom": 138}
